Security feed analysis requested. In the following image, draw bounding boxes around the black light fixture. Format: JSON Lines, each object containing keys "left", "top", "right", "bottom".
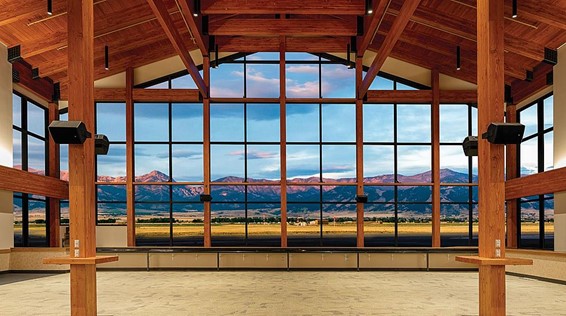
{"left": 482, "top": 122, "right": 525, "bottom": 144}
{"left": 512, "top": 0, "right": 518, "bottom": 18}
{"left": 347, "top": 44, "right": 354, "bottom": 69}
{"left": 49, "top": 121, "right": 92, "bottom": 144}
{"left": 462, "top": 136, "right": 478, "bottom": 157}
{"left": 193, "top": 0, "right": 200, "bottom": 17}
{"left": 456, "top": 45, "right": 461, "bottom": 70}
{"left": 32, "top": 68, "right": 40, "bottom": 80}
{"left": 366, "top": 0, "right": 373, "bottom": 15}
{"left": 47, "top": 0, "right": 53, "bottom": 16}
{"left": 104, "top": 45, "right": 109, "bottom": 70}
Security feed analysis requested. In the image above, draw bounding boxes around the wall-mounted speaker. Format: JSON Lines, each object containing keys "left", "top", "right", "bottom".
{"left": 95, "top": 134, "right": 109, "bottom": 155}
{"left": 462, "top": 136, "right": 478, "bottom": 157}
{"left": 482, "top": 123, "right": 524, "bottom": 144}
{"left": 355, "top": 195, "right": 368, "bottom": 203}
{"left": 48, "top": 121, "right": 92, "bottom": 144}
{"left": 200, "top": 194, "right": 212, "bottom": 202}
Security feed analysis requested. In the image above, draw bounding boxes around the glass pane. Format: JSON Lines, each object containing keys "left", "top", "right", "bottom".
{"left": 441, "top": 203, "right": 472, "bottom": 246}
{"left": 363, "top": 145, "right": 394, "bottom": 179}
{"left": 171, "top": 72, "right": 201, "bottom": 89}
{"left": 287, "top": 145, "right": 320, "bottom": 181}
{"left": 285, "top": 52, "right": 319, "bottom": 61}
{"left": 322, "top": 104, "right": 355, "bottom": 142}
{"left": 440, "top": 145, "right": 470, "bottom": 177}
{"left": 363, "top": 104, "right": 394, "bottom": 142}
{"left": 520, "top": 201, "right": 540, "bottom": 248}
{"left": 97, "top": 185, "right": 127, "bottom": 202}
{"left": 520, "top": 104, "right": 537, "bottom": 137}
{"left": 364, "top": 186, "right": 395, "bottom": 203}
{"left": 135, "top": 185, "right": 170, "bottom": 202}
{"left": 27, "top": 101, "right": 45, "bottom": 137}
{"left": 27, "top": 136, "right": 45, "bottom": 173}
{"left": 440, "top": 186, "right": 471, "bottom": 203}
{"left": 398, "top": 186, "right": 432, "bottom": 202}
{"left": 246, "top": 64, "right": 279, "bottom": 98}
{"left": 134, "top": 144, "right": 169, "bottom": 179}
{"left": 440, "top": 104, "right": 469, "bottom": 142}
{"left": 210, "top": 103, "right": 244, "bottom": 142}
{"left": 60, "top": 200, "right": 69, "bottom": 225}
{"left": 287, "top": 104, "right": 319, "bottom": 142}
{"left": 322, "top": 186, "right": 356, "bottom": 203}
{"left": 322, "top": 203, "right": 356, "bottom": 247}
{"left": 211, "top": 203, "right": 245, "bottom": 246}
{"left": 97, "top": 203, "right": 126, "bottom": 225}
{"left": 172, "top": 185, "right": 203, "bottom": 202}
{"left": 173, "top": 203, "right": 204, "bottom": 246}
{"left": 211, "top": 145, "right": 245, "bottom": 181}
{"left": 287, "top": 186, "right": 320, "bottom": 203}
{"left": 145, "top": 81, "right": 169, "bottom": 89}
{"left": 543, "top": 95, "right": 553, "bottom": 130}
{"left": 249, "top": 52, "right": 280, "bottom": 60}
{"left": 211, "top": 63, "right": 244, "bottom": 97}
{"left": 13, "top": 93, "right": 21, "bottom": 127}
{"left": 28, "top": 199, "right": 47, "bottom": 246}
{"left": 247, "top": 203, "right": 281, "bottom": 247}
{"left": 520, "top": 137, "right": 537, "bottom": 176}
{"left": 397, "top": 145, "right": 431, "bottom": 180}
{"left": 134, "top": 103, "right": 169, "bottom": 141}
{"left": 287, "top": 203, "right": 321, "bottom": 247}
{"left": 13, "top": 130, "right": 21, "bottom": 169}
{"left": 471, "top": 107, "right": 478, "bottom": 136}
{"left": 368, "top": 75, "right": 394, "bottom": 90}
{"left": 13, "top": 196, "right": 23, "bottom": 246}
{"left": 396, "top": 82, "right": 418, "bottom": 90}
{"left": 286, "top": 64, "right": 319, "bottom": 98}
{"left": 322, "top": 145, "right": 355, "bottom": 179}
{"left": 364, "top": 203, "right": 395, "bottom": 246}
{"left": 60, "top": 143, "right": 68, "bottom": 179}
{"left": 171, "top": 103, "right": 203, "bottom": 142}
{"left": 397, "top": 203, "right": 432, "bottom": 246}
{"left": 321, "top": 64, "right": 355, "bottom": 98}
{"left": 97, "top": 144, "right": 126, "bottom": 180}
{"left": 172, "top": 144, "right": 203, "bottom": 181}
{"left": 544, "top": 132, "right": 553, "bottom": 171}
{"left": 135, "top": 203, "right": 170, "bottom": 246}
{"left": 96, "top": 102, "right": 126, "bottom": 141}
{"left": 247, "top": 103, "right": 279, "bottom": 142}
{"left": 247, "top": 185, "right": 281, "bottom": 202}
{"left": 211, "top": 185, "right": 245, "bottom": 202}
{"left": 247, "top": 145, "right": 280, "bottom": 180}
{"left": 397, "top": 104, "right": 431, "bottom": 143}
{"left": 544, "top": 197, "right": 554, "bottom": 250}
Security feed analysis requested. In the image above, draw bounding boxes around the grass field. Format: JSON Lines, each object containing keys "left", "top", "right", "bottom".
{"left": 16, "top": 222, "right": 553, "bottom": 239}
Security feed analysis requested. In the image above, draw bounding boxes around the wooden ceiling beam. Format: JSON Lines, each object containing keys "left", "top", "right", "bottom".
{"left": 390, "top": 6, "right": 546, "bottom": 62}
{"left": 201, "top": 0, "right": 365, "bottom": 15}
{"left": 178, "top": 0, "right": 208, "bottom": 55}
{"left": 510, "top": 62, "right": 553, "bottom": 105}
{"left": 216, "top": 36, "right": 350, "bottom": 52}
{"left": 357, "top": 0, "right": 390, "bottom": 57}
{"left": 146, "top": 0, "right": 207, "bottom": 97}
{"left": 209, "top": 17, "right": 357, "bottom": 36}
{"left": 359, "top": 0, "right": 421, "bottom": 98}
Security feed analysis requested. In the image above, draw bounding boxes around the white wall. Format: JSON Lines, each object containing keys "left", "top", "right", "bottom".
{"left": 554, "top": 46, "right": 566, "bottom": 251}
{"left": 0, "top": 43, "right": 14, "bottom": 250}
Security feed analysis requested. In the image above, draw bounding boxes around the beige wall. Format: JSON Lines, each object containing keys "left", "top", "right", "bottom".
{"left": 96, "top": 226, "right": 127, "bottom": 247}
{"left": 554, "top": 45, "right": 566, "bottom": 251}
{"left": 0, "top": 43, "right": 14, "bottom": 250}
{"left": 506, "top": 250, "right": 566, "bottom": 282}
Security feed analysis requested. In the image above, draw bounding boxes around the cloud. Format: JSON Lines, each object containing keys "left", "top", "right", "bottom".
{"left": 286, "top": 65, "right": 319, "bottom": 74}
{"left": 228, "top": 150, "right": 278, "bottom": 160}
{"left": 286, "top": 80, "right": 320, "bottom": 98}
{"left": 170, "top": 150, "right": 203, "bottom": 160}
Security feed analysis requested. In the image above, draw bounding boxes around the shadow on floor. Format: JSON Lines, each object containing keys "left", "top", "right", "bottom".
{"left": 0, "top": 273, "right": 63, "bottom": 286}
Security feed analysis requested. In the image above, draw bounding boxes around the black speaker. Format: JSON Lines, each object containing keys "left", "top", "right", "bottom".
{"left": 355, "top": 194, "right": 368, "bottom": 203}
{"left": 462, "top": 136, "right": 478, "bottom": 157}
{"left": 482, "top": 123, "right": 524, "bottom": 144}
{"left": 200, "top": 194, "right": 212, "bottom": 202}
{"left": 95, "top": 134, "right": 110, "bottom": 155}
{"left": 48, "top": 121, "right": 92, "bottom": 144}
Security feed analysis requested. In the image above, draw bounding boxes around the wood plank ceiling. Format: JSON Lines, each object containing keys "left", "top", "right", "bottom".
{"left": 0, "top": 0, "right": 564, "bottom": 99}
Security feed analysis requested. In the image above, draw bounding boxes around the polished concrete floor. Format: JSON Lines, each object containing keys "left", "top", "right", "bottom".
{"left": 1, "top": 271, "right": 565, "bottom": 315}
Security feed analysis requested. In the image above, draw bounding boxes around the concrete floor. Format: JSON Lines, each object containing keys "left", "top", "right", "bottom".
{"left": 1, "top": 271, "right": 565, "bottom": 315}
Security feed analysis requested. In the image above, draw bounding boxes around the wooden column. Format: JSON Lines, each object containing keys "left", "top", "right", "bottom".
{"left": 125, "top": 67, "right": 135, "bottom": 246}
{"left": 355, "top": 56, "right": 364, "bottom": 247}
{"left": 203, "top": 56, "right": 212, "bottom": 247}
{"left": 279, "top": 36, "right": 288, "bottom": 247}
{"left": 431, "top": 69, "right": 441, "bottom": 247}
{"left": 505, "top": 104, "right": 518, "bottom": 248}
{"left": 48, "top": 102, "right": 61, "bottom": 247}
{"left": 67, "top": 0, "right": 98, "bottom": 314}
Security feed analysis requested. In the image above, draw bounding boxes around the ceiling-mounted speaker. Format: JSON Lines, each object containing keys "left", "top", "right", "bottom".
{"left": 7, "top": 45, "right": 21, "bottom": 63}
{"left": 95, "top": 134, "right": 110, "bottom": 155}
{"left": 462, "top": 136, "right": 478, "bottom": 157}
{"left": 546, "top": 72, "right": 553, "bottom": 85}
{"left": 12, "top": 69, "right": 20, "bottom": 83}
{"left": 48, "top": 121, "right": 92, "bottom": 144}
{"left": 482, "top": 123, "right": 525, "bottom": 144}
{"left": 544, "top": 48, "right": 558, "bottom": 65}
{"left": 526, "top": 70, "right": 533, "bottom": 82}
{"left": 32, "top": 68, "right": 40, "bottom": 79}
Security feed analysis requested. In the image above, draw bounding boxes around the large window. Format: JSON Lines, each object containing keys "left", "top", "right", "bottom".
{"left": 12, "top": 92, "right": 49, "bottom": 246}
{"left": 518, "top": 93, "right": 554, "bottom": 249}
